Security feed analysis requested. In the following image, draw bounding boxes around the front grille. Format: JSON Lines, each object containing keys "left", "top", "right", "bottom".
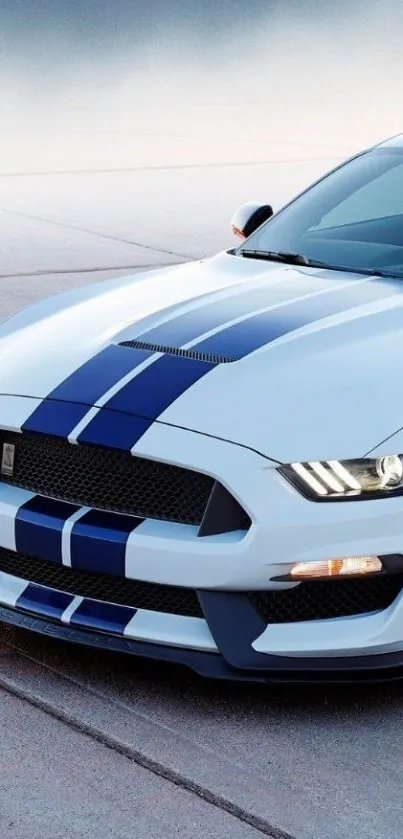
{"left": 0, "top": 548, "right": 204, "bottom": 618}
{"left": 249, "top": 575, "right": 403, "bottom": 623}
{"left": 0, "top": 431, "right": 214, "bottom": 526}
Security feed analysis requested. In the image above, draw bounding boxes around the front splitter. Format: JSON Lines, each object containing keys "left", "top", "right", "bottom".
{"left": 2, "top": 603, "right": 403, "bottom": 685}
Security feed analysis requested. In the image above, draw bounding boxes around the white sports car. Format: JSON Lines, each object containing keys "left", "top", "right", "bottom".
{"left": 2, "top": 133, "right": 403, "bottom": 682}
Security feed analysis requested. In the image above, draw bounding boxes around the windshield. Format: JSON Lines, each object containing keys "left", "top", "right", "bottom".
{"left": 237, "top": 147, "right": 403, "bottom": 275}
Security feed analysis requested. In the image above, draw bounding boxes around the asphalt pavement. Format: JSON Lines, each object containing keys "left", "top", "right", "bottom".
{"left": 0, "top": 117, "right": 399, "bottom": 839}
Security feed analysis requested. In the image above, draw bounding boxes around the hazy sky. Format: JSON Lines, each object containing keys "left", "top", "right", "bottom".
{"left": 0, "top": 0, "right": 402, "bottom": 161}
{"left": 1, "top": 0, "right": 359, "bottom": 34}
{"left": 0, "top": 0, "right": 390, "bottom": 63}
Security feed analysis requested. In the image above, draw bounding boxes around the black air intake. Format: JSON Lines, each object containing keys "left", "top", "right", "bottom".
{"left": 119, "top": 339, "right": 238, "bottom": 364}
{"left": 0, "top": 547, "right": 204, "bottom": 617}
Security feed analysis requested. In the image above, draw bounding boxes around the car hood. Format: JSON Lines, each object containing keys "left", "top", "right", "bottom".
{"left": 1, "top": 250, "right": 403, "bottom": 463}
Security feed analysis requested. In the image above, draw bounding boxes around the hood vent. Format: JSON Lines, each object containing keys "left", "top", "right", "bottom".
{"left": 119, "top": 339, "right": 238, "bottom": 364}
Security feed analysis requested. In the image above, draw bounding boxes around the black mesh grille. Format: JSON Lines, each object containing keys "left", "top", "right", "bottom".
{"left": 119, "top": 339, "right": 237, "bottom": 364}
{"left": 0, "top": 431, "right": 214, "bottom": 526}
{"left": 0, "top": 548, "right": 204, "bottom": 617}
{"left": 249, "top": 575, "right": 403, "bottom": 623}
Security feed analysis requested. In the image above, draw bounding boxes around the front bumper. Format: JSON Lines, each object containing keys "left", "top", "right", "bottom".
{"left": 4, "top": 600, "right": 403, "bottom": 684}
{"left": 2, "top": 395, "right": 403, "bottom": 679}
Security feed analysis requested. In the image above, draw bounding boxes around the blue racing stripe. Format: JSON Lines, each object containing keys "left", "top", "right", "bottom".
{"left": 70, "top": 509, "right": 143, "bottom": 575}
{"left": 23, "top": 400, "right": 92, "bottom": 438}
{"left": 135, "top": 274, "right": 327, "bottom": 348}
{"left": 23, "top": 345, "right": 153, "bottom": 436}
{"left": 44, "top": 344, "right": 153, "bottom": 404}
{"left": 24, "top": 276, "right": 403, "bottom": 457}
{"left": 78, "top": 411, "right": 152, "bottom": 450}
{"left": 21, "top": 275, "right": 372, "bottom": 444}
{"left": 15, "top": 497, "right": 80, "bottom": 564}
{"left": 70, "top": 599, "right": 136, "bottom": 634}
{"left": 78, "top": 355, "right": 214, "bottom": 448}
{"left": 16, "top": 583, "right": 73, "bottom": 619}
{"left": 193, "top": 277, "right": 403, "bottom": 358}
{"left": 23, "top": 278, "right": 328, "bottom": 439}
{"left": 79, "top": 279, "right": 403, "bottom": 451}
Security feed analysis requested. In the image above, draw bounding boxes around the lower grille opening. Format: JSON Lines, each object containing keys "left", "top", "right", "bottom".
{"left": 0, "top": 548, "right": 204, "bottom": 618}
{"left": 249, "top": 575, "right": 403, "bottom": 623}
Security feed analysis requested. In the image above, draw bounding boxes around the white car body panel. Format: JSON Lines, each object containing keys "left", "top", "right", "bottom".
{"left": 1, "top": 133, "right": 403, "bottom": 676}
{"left": 1, "top": 251, "right": 403, "bottom": 463}
{"left": 1, "top": 394, "right": 403, "bottom": 660}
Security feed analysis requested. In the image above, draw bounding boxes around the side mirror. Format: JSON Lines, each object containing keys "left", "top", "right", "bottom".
{"left": 231, "top": 202, "right": 274, "bottom": 240}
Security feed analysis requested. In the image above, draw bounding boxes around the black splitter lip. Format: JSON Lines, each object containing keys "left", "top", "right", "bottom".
{"left": 2, "top": 602, "right": 403, "bottom": 685}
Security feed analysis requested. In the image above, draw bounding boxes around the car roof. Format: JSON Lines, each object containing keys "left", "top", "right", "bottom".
{"left": 376, "top": 133, "right": 403, "bottom": 149}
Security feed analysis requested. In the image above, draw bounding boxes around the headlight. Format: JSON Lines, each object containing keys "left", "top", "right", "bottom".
{"left": 279, "top": 455, "right": 403, "bottom": 500}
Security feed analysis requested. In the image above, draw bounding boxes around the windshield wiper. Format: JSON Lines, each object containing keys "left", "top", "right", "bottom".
{"left": 239, "top": 249, "right": 317, "bottom": 266}
{"left": 238, "top": 248, "right": 333, "bottom": 268}
{"left": 368, "top": 267, "right": 403, "bottom": 278}
{"left": 239, "top": 250, "right": 403, "bottom": 278}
